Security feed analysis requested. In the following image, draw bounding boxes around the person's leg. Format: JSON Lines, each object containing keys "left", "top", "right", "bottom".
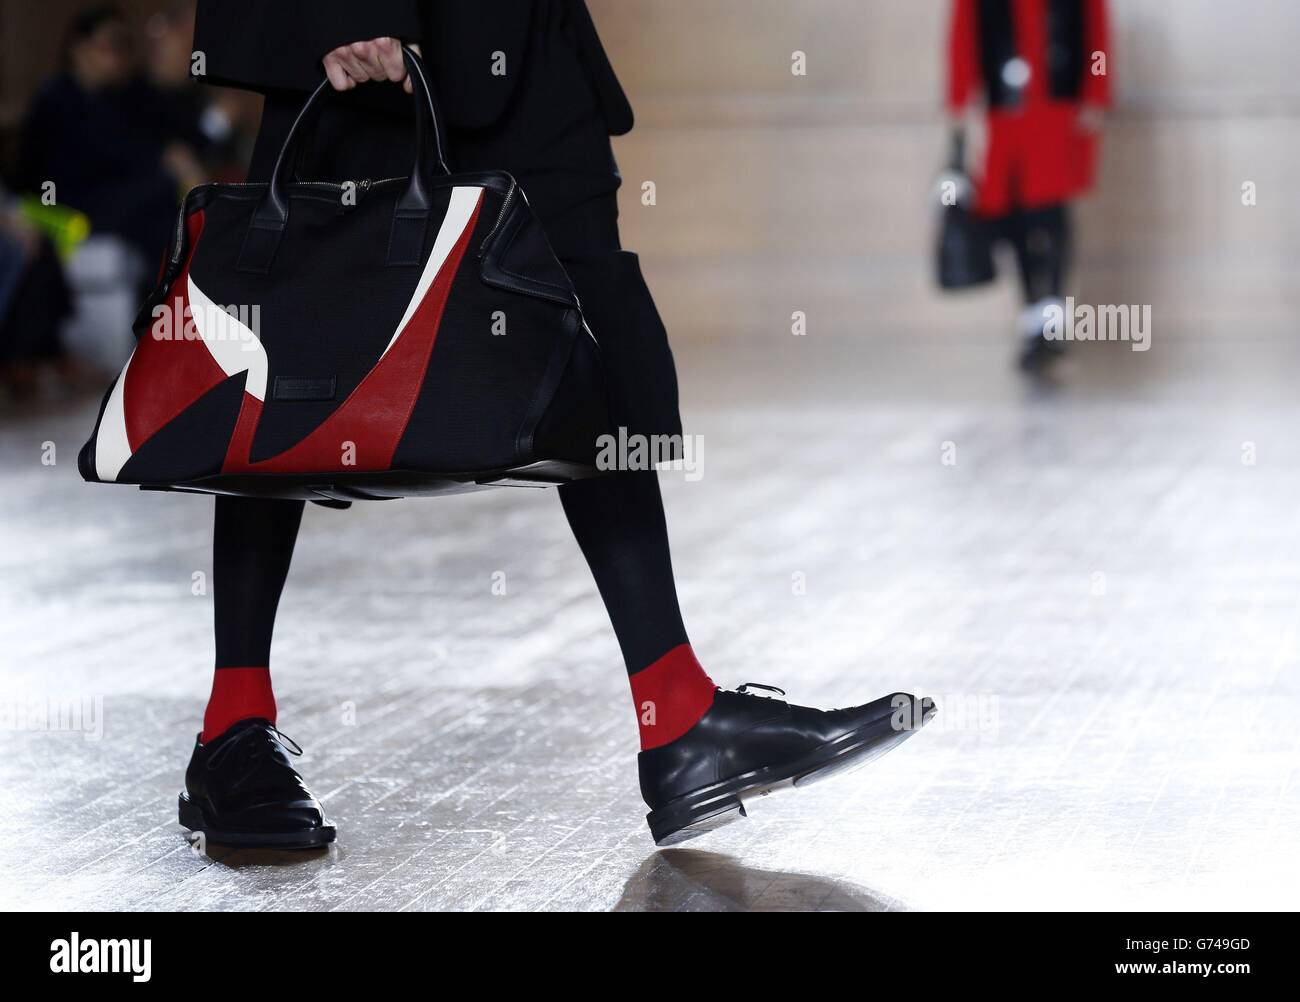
{"left": 1011, "top": 203, "right": 1070, "bottom": 305}
{"left": 558, "top": 473, "right": 687, "bottom": 671}
{"left": 171, "top": 80, "right": 340, "bottom": 849}
{"left": 548, "top": 234, "right": 932, "bottom": 847}
{"left": 182, "top": 495, "right": 333, "bottom": 848}
{"left": 202, "top": 496, "right": 304, "bottom": 742}
{"left": 437, "top": 0, "right": 715, "bottom": 746}
{"left": 1010, "top": 203, "right": 1071, "bottom": 367}
{"left": 558, "top": 471, "right": 717, "bottom": 750}
{"left": 448, "top": 7, "right": 934, "bottom": 843}
{"left": 549, "top": 234, "right": 714, "bottom": 753}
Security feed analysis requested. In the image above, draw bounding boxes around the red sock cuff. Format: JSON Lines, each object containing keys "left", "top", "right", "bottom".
{"left": 630, "top": 644, "right": 716, "bottom": 750}
{"left": 202, "top": 666, "right": 277, "bottom": 743}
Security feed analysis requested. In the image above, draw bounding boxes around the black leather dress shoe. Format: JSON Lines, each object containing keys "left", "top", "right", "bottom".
{"left": 1019, "top": 332, "right": 1066, "bottom": 372}
{"left": 638, "top": 686, "right": 935, "bottom": 846}
{"left": 178, "top": 718, "right": 335, "bottom": 849}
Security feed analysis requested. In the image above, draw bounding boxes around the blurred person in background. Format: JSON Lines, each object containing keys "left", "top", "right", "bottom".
{"left": 20, "top": 4, "right": 194, "bottom": 265}
{"left": 142, "top": 0, "right": 255, "bottom": 181}
{"left": 17, "top": 4, "right": 206, "bottom": 372}
{"left": 945, "top": 0, "right": 1111, "bottom": 372}
{"left": 0, "top": 185, "right": 76, "bottom": 400}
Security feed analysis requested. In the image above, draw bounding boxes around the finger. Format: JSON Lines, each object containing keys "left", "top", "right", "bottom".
{"left": 374, "top": 38, "right": 408, "bottom": 83}
{"left": 336, "top": 48, "right": 371, "bottom": 83}
{"left": 323, "top": 54, "right": 353, "bottom": 91}
{"left": 348, "top": 42, "right": 379, "bottom": 79}
{"left": 351, "top": 41, "right": 387, "bottom": 81}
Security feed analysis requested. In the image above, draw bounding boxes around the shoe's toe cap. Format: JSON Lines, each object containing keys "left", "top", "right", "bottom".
{"left": 235, "top": 797, "right": 327, "bottom": 833}
{"left": 843, "top": 691, "right": 935, "bottom": 732}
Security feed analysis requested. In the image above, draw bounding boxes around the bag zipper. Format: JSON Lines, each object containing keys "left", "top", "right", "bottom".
{"left": 478, "top": 179, "right": 518, "bottom": 259}
{"left": 168, "top": 179, "right": 402, "bottom": 266}
{"left": 168, "top": 175, "right": 498, "bottom": 264}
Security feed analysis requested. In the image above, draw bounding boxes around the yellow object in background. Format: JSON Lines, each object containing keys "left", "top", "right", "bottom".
{"left": 16, "top": 197, "right": 91, "bottom": 261}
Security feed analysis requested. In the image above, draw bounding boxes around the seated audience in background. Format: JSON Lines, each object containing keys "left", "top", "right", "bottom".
{"left": 0, "top": 187, "right": 77, "bottom": 400}
{"left": 142, "top": 0, "right": 254, "bottom": 182}
{"left": 17, "top": 5, "right": 207, "bottom": 373}
{"left": 19, "top": 5, "right": 196, "bottom": 264}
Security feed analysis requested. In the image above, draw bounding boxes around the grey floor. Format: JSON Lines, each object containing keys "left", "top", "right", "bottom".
{"left": 2, "top": 329, "right": 1298, "bottom": 911}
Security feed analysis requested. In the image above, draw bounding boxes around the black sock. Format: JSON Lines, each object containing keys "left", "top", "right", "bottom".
{"left": 213, "top": 496, "right": 304, "bottom": 666}
{"left": 558, "top": 469, "right": 690, "bottom": 674}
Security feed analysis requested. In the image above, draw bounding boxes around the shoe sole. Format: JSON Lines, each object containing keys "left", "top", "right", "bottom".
{"left": 645, "top": 697, "right": 936, "bottom": 847}
{"left": 1018, "top": 342, "right": 1066, "bottom": 372}
{"left": 178, "top": 793, "right": 337, "bottom": 850}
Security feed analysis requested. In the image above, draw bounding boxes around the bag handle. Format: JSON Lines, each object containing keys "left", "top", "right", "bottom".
{"left": 237, "top": 45, "right": 449, "bottom": 274}
{"left": 948, "top": 127, "right": 966, "bottom": 174}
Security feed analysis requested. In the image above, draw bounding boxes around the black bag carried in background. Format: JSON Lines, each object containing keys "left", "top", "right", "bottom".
{"left": 936, "top": 130, "right": 995, "bottom": 290}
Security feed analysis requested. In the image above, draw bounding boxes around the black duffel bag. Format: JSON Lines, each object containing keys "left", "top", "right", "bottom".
{"left": 80, "top": 47, "right": 611, "bottom": 504}
{"left": 935, "top": 130, "right": 995, "bottom": 291}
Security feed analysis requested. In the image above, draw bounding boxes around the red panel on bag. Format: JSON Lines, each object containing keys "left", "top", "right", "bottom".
{"left": 222, "top": 393, "right": 263, "bottom": 474}
{"left": 220, "top": 195, "right": 484, "bottom": 475}
{"left": 123, "top": 210, "right": 231, "bottom": 451}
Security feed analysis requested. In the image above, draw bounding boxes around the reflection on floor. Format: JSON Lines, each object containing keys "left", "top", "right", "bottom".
{"left": 1, "top": 331, "right": 1298, "bottom": 910}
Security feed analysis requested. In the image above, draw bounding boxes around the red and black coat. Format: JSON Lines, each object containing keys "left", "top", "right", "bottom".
{"left": 947, "top": 0, "right": 1112, "bottom": 217}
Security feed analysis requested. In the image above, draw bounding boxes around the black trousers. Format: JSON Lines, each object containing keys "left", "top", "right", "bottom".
{"left": 990, "top": 203, "right": 1072, "bottom": 305}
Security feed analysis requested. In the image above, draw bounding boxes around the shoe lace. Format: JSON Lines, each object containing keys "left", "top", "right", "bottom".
{"left": 736, "top": 682, "right": 786, "bottom": 698}
{"left": 207, "top": 723, "right": 303, "bottom": 772}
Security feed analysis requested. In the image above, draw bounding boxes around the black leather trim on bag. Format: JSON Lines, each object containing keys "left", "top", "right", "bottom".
{"left": 273, "top": 376, "right": 337, "bottom": 402}
{"left": 237, "top": 46, "right": 451, "bottom": 274}
{"left": 479, "top": 196, "right": 580, "bottom": 308}
{"left": 514, "top": 307, "right": 585, "bottom": 460}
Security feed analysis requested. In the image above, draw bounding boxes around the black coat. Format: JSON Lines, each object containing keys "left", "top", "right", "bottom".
{"left": 192, "top": 0, "right": 632, "bottom": 134}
